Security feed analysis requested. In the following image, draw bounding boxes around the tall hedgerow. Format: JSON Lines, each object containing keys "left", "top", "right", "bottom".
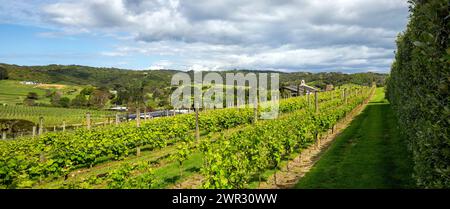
{"left": 387, "top": 0, "right": 449, "bottom": 188}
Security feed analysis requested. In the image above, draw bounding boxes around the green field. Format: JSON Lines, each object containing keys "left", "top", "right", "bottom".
{"left": 0, "top": 80, "right": 83, "bottom": 105}
{"left": 0, "top": 105, "right": 114, "bottom": 127}
{"left": 295, "top": 88, "right": 416, "bottom": 188}
{"left": 0, "top": 80, "right": 112, "bottom": 128}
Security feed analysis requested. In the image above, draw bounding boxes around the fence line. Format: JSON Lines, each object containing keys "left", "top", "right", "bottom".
{"left": 0, "top": 109, "right": 189, "bottom": 140}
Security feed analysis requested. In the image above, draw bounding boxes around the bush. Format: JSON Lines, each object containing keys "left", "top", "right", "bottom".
{"left": 386, "top": 0, "right": 450, "bottom": 188}
{"left": 26, "top": 92, "right": 39, "bottom": 100}
{"left": 59, "top": 97, "right": 71, "bottom": 108}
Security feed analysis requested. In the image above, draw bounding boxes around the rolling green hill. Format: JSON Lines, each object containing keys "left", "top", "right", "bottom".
{"left": 0, "top": 80, "right": 83, "bottom": 105}
{"left": 0, "top": 63, "right": 387, "bottom": 90}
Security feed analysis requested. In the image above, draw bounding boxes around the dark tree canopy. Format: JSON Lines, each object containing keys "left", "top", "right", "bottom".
{"left": 26, "top": 92, "right": 39, "bottom": 100}
{"left": 0, "top": 67, "right": 8, "bottom": 80}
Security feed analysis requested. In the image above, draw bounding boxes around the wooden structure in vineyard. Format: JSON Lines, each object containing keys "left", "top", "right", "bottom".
{"left": 281, "top": 80, "right": 319, "bottom": 97}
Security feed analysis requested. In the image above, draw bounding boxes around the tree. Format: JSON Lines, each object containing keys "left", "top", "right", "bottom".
{"left": 26, "top": 92, "right": 39, "bottom": 100}
{"left": 24, "top": 92, "right": 38, "bottom": 106}
{"left": 158, "top": 99, "right": 169, "bottom": 108}
{"left": 71, "top": 94, "right": 88, "bottom": 107}
{"left": 50, "top": 91, "right": 62, "bottom": 106}
{"left": 80, "top": 86, "right": 95, "bottom": 96}
{"left": 88, "top": 89, "right": 111, "bottom": 108}
{"left": 45, "top": 90, "right": 53, "bottom": 98}
{"left": 115, "top": 79, "right": 146, "bottom": 109}
{"left": 0, "top": 67, "right": 8, "bottom": 80}
{"left": 59, "top": 97, "right": 71, "bottom": 108}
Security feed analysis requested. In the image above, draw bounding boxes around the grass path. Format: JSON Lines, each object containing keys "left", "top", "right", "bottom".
{"left": 295, "top": 88, "right": 416, "bottom": 189}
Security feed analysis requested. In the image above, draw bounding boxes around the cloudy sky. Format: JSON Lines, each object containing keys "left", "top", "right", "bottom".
{"left": 0, "top": 0, "right": 410, "bottom": 72}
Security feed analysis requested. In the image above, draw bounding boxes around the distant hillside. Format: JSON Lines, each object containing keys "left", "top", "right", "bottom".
{"left": 0, "top": 63, "right": 177, "bottom": 89}
{"left": 0, "top": 63, "right": 387, "bottom": 89}
{"left": 0, "top": 80, "right": 83, "bottom": 105}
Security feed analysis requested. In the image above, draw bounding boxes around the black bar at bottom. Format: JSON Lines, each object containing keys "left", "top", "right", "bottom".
{"left": 0, "top": 189, "right": 447, "bottom": 208}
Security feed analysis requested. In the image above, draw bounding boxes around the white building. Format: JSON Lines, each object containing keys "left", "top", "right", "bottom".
{"left": 20, "top": 81, "right": 39, "bottom": 85}
{"left": 109, "top": 106, "right": 128, "bottom": 111}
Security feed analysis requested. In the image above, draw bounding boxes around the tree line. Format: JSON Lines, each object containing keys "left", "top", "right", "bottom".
{"left": 1, "top": 63, "right": 387, "bottom": 111}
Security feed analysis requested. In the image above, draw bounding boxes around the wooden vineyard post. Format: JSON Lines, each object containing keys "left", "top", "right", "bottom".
{"left": 37, "top": 122, "right": 46, "bottom": 160}
{"left": 195, "top": 107, "right": 200, "bottom": 141}
{"left": 38, "top": 117, "right": 44, "bottom": 136}
{"left": 314, "top": 91, "right": 319, "bottom": 113}
{"left": 115, "top": 113, "right": 120, "bottom": 126}
{"left": 53, "top": 126, "right": 56, "bottom": 132}
{"left": 86, "top": 112, "right": 91, "bottom": 130}
{"left": 136, "top": 146, "right": 141, "bottom": 157}
{"left": 344, "top": 89, "right": 348, "bottom": 104}
{"left": 254, "top": 97, "right": 258, "bottom": 124}
{"left": 134, "top": 106, "right": 141, "bottom": 156}
{"left": 39, "top": 152, "right": 45, "bottom": 163}
{"left": 62, "top": 121, "right": 66, "bottom": 132}
{"left": 307, "top": 92, "right": 311, "bottom": 110}
{"left": 317, "top": 132, "right": 321, "bottom": 149}
{"left": 2, "top": 131, "right": 6, "bottom": 140}
{"left": 32, "top": 126, "right": 36, "bottom": 138}
{"left": 136, "top": 107, "right": 141, "bottom": 128}
{"left": 359, "top": 89, "right": 363, "bottom": 105}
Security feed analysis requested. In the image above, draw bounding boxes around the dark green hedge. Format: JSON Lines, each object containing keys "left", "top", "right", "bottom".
{"left": 0, "top": 66, "right": 8, "bottom": 80}
{"left": 386, "top": 0, "right": 449, "bottom": 188}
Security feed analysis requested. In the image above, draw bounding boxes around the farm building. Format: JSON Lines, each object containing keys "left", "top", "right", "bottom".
{"left": 109, "top": 106, "right": 128, "bottom": 111}
{"left": 19, "top": 81, "right": 39, "bottom": 85}
{"left": 281, "top": 80, "right": 319, "bottom": 97}
{"left": 325, "top": 84, "right": 334, "bottom": 91}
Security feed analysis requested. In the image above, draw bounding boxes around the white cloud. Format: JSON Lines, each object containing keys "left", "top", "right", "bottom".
{"left": 2, "top": 0, "right": 410, "bottom": 72}
{"left": 100, "top": 51, "right": 128, "bottom": 57}
{"left": 149, "top": 60, "right": 173, "bottom": 70}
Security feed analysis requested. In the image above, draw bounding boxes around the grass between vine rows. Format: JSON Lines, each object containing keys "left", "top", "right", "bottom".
{"left": 295, "top": 88, "right": 416, "bottom": 188}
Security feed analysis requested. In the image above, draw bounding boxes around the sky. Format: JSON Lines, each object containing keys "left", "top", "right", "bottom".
{"left": 0, "top": 0, "right": 410, "bottom": 73}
